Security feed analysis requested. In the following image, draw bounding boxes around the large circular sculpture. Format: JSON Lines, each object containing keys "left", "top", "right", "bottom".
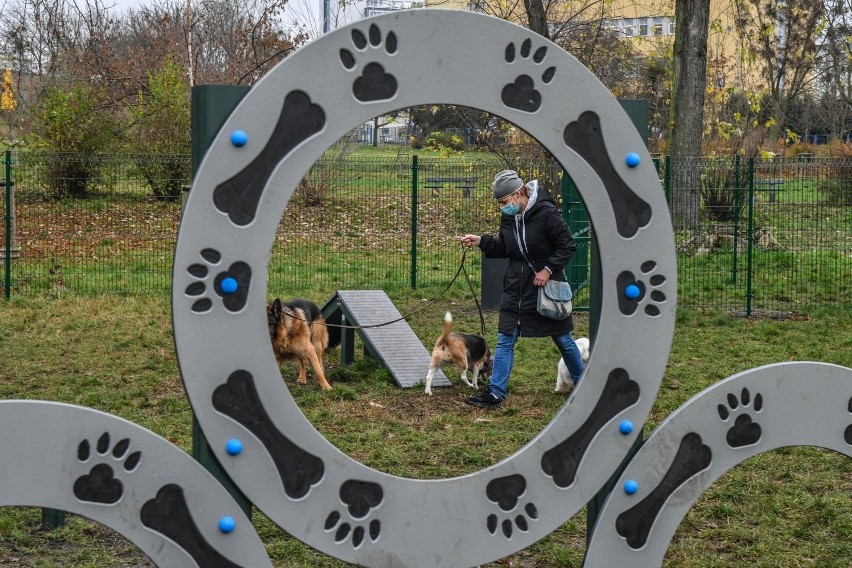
{"left": 0, "top": 401, "right": 271, "bottom": 568}
{"left": 173, "top": 9, "right": 676, "bottom": 566}
{"left": 585, "top": 362, "right": 852, "bottom": 567}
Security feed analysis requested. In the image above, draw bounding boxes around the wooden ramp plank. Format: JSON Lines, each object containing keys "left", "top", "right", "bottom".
{"left": 322, "top": 290, "right": 449, "bottom": 389}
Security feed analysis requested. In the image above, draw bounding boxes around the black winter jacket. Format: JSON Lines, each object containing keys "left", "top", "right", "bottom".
{"left": 479, "top": 184, "right": 576, "bottom": 337}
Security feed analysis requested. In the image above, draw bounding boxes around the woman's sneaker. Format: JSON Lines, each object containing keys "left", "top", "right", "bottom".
{"left": 465, "top": 390, "right": 503, "bottom": 409}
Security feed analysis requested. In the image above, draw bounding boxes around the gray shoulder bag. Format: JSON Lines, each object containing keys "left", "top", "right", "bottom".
{"left": 514, "top": 221, "right": 573, "bottom": 320}
{"left": 537, "top": 279, "right": 573, "bottom": 320}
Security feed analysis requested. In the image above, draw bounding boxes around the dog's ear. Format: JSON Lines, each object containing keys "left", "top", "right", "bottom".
{"left": 272, "top": 298, "right": 282, "bottom": 316}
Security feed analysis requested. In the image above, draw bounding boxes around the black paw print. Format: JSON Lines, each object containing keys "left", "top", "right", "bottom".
{"left": 324, "top": 480, "right": 383, "bottom": 548}
{"left": 844, "top": 395, "right": 852, "bottom": 445}
{"left": 339, "top": 24, "right": 398, "bottom": 102}
{"left": 501, "top": 39, "right": 556, "bottom": 112}
{"left": 617, "top": 260, "right": 667, "bottom": 317}
{"left": 485, "top": 474, "right": 538, "bottom": 539}
{"left": 717, "top": 388, "right": 763, "bottom": 448}
{"left": 73, "top": 432, "right": 141, "bottom": 504}
{"left": 185, "top": 248, "right": 251, "bottom": 313}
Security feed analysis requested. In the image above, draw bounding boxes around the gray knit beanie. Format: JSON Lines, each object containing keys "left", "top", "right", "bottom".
{"left": 492, "top": 169, "right": 523, "bottom": 199}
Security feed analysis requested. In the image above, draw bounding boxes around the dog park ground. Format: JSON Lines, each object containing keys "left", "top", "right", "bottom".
{"left": 0, "top": 291, "right": 849, "bottom": 567}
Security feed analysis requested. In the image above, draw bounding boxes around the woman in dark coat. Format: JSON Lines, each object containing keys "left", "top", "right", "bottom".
{"left": 460, "top": 169, "right": 585, "bottom": 409}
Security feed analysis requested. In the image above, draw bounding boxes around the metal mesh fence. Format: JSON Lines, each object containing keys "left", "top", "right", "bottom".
{"left": 3, "top": 151, "right": 850, "bottom": 315}
{"left": 665, "top": 156, "right": 851, "bottom": 313}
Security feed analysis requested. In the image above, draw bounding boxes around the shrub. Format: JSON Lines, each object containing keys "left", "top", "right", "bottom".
{"left": 423, "top": 130, "right": 466, "bottom": 152}
{"left": 701, "top": 159, "right": 746, "bottom": 222}
{"left": 132, "top": 154, "right": 190, "bottom": 200}
{"left": 817, "top": 159, "right": 852, "bottom": 205}
{"left": 129, "top": 58, "right": 190, "bottom": 199}
{"left": 33, "top": 83, "right": 121, "bottom": 196}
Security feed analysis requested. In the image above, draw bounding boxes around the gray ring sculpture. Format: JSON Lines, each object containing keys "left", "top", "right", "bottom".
{"left": 0, "top": 400, "right": 271, "bottom": 568}
{"left": 584, "top": 361, "right": 852, "bottom": 567}
{"left": 173, "top": 9, "right": 676, "bottom": 567}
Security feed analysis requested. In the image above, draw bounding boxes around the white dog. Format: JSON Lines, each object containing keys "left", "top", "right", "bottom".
{"left": 555, "top": 337, "right": 590, "bottom": 393}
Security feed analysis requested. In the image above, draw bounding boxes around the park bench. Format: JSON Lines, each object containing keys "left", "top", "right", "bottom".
{"left": 423, "top": 176, "right": 479, "bottom": 198}
{"left": 754, "top": 178, "right": 784, "bottom": 203}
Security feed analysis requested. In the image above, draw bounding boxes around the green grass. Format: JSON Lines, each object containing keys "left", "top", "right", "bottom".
{"left": 0, "top": 292, "right": 850, "bottom": 567}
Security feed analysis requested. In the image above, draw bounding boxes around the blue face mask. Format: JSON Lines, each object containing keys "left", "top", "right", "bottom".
{"left": 500, "top": 202, "right": 520, "bottom": 216}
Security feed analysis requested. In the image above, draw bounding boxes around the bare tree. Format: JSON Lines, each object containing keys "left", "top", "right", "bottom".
{"left": 733, "top": 0, "right": 824, "bottom": 139}
{"left": 821, "top": 0, "right": 852, "bottom": 108}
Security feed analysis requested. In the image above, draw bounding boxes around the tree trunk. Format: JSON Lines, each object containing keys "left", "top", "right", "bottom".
{"left": 523, "top": 0, "right": 549, "bottom": 39}
{"left": 670, "top": 0, "right": 710, "bottom": 232}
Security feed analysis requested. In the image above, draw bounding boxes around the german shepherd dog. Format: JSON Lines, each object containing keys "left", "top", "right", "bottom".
{"left": 424, "top": 311, "right": 493, "bottom": 395}
{"left": 267, "top": 298, "right": 332, "bottom": 391}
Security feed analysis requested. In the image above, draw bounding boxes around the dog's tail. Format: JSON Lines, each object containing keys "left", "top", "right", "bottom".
{"left": 442, "top": 311, "right": 453, "bottom": 340}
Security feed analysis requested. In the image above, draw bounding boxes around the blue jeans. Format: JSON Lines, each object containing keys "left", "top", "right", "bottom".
{"left": 488, "top": 327, "right": 585, "bottom": 399}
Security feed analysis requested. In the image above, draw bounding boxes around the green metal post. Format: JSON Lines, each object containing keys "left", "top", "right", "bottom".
{"left": 4, "top": 152, "right": 62, "bottom": 527}
{"left": 587, "top": 98, "right": 648, "bottom": 538}
{"left": 652, "top": 155, "right": 660, "bottom": 185}
{"left": 4, "top": 150, "right": 11, "bottom": 300}
{"left": 745, "top": 158, "right": 755, "bottom": 316}
{"left": 41, "top": 508, "right": 66, "bottom": 530}
{"left": 410, "top": 154, "right": 418, "bottom": 289}
{"left": 563, "top": 171, "right": 590, "bottom": 301}
{"left": 731, "top": 155, "right": 741, "bottom": 284}
{"left": 190, "top": 85, "right": 252, "bottom": 519}
{"left": 191, "top": 85, "right": 251, "bottom": 178}
{"left": 664, "top": 155, "right": 671, "bottom": 206}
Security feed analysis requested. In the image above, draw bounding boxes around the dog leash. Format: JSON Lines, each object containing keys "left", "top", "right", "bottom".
{"left": 459, "top": 246, "right": 487, "bottom": 336}
{"left": 283, "top": 243, "right": 488, "bottom": 335}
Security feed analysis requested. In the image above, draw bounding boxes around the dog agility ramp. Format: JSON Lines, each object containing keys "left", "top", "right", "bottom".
{"left": 322, "top": 290, "right": 449, "bottom": 389}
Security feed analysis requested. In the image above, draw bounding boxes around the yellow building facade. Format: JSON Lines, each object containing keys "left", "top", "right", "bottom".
{"left": 424, "top": 0, "right": 759, "bottom": 91}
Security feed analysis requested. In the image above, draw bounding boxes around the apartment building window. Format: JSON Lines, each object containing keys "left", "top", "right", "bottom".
{"left": 639, "top": 18, "right": 649, "bottom": 36}
{"left": 669, "top": 20, "right": 676, "bottom": 34}
{"left": 623, "top": 18, "right": 635, "bottom": 37}
{"left": 653, "top": 17, "right": 664, "bottom": 35}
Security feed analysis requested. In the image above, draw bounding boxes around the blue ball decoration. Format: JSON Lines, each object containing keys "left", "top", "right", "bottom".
{"left": 619, "top": 420, "right": 634, "bottom": 435}
{"left": 221, "top": 277, "right": 238, "bottom": 294}
{"left": 219, "top": 516, "right": 236, "bottom": 533}
{"left": 225, "top": 438, "right": 243, "bottom": 456}
{"left": 625, "top": 283, "right": 641, "bottom": 300}
{"left": 624, "top": 480, "right": 639, "bottom": 495}
{"left": 230, "top": 130, "right": 248, "bottom": 147}
{"left": 625, "top": 152, "right": 640, "bottom": 168}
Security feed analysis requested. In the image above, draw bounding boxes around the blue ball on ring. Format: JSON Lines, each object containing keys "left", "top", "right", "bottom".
{"left": 619, "top": 420, "right": 634, "bottom": 435}
{"left": 625, "top": 283, "right": 641, "bottom": 300}
{"left": 230, "top": 130, "right": 248, "bottom": 147}
{"left": 220, "top": 277, "right": 238, "bottom": 295}
{"left": 624, "top": 480, "right": 639, "bottom": 495}
{"left": 225, "top": 438, "right": 243, "bottom": 456}
{"left": 626, "top": 152, "right": 640, "bottom": 168}
{"left": 219, "top": 516, "right": 236, "bottom": 533}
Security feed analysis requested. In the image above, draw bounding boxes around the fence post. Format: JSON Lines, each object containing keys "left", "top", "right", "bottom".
{"left": 563, "top": 171, "right": 590, "bottom": 300}
{"left": 190, "top": 85, "right": 252, "bottom": 519}
{"left": 663, "top": 155, "right": 671, "bottom": 207}
{"left": 745, "top": 157, "right": 755, "bottom": 316}
{"left": 410, "top": 154, "right": 418, "bottom": 289}
{"left": 731, "top": 155, "right": 741, "bottom": 284}
{"left": 4, "top": 150, "right": 10, "bottom": 300}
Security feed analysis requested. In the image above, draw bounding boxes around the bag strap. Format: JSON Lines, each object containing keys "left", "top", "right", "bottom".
{"left": 513, "top": 222, "right": 537, "bottom": 273}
